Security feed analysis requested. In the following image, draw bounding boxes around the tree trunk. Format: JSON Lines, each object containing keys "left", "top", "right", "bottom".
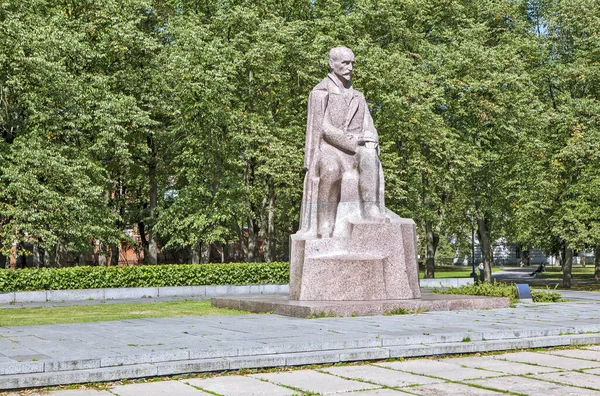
{"left": 110, "top": 243, "right": 120, "bottom": 266}
{"left": 594, "top": 245, "right": 600, "bottom": 281}
{"left": 146, "top": 154, "right": 158, "bottom": 264}
{"left": 0, "top": 241, "right": 6, "bottom": 269}
{"left": 246, "top": 215, "right": 258, "bottom": 262}
{"left": 221, "top": 243, "right": 228, "bottom": 263}
{"left": 16, "top": 246, "right": 26, "bottom": 269}
{"left": 109, "top": 178, "right": 124, "bottom": 267}
{"left": 424, "top": 221, "right": 438, "bottom": 279}
{"left": 97, "top": 251, "right": 107, "bottom": 266}
{"left": 200, "top": 242, "right": 210, "bottom": 264}
{"left": 48, "top": 242, "right": 68, "bottom": 267}
{"left": 9, "top": 243, "right": 16, "bottom": 269}
{"left": 525, "top": 250, "right": 531, "bottom": 266}
{"left": 47, "top": 245, "right": 57, "bottom": 267}
{"left": 557, "top": 237, "right": 565, "bottom": 270}
{"left": 476, "top": 217, "right": 492, "bottom": 282}
{"left": 138, "top": 221, "right": 150, "bottom": 263}
{"left": 262, "top": 179, "right": 276, "bottom": 263}
{"left": 236, "top": 224, "right": 247, "bottom": 260}
{"left": 563, "top": 246, "right": 573, "bottom": 289}
{"left": 580, "top": 249, "right": 586, "bottom": 267}
{"left": 422, "top": 173, "right": 434, "bottom": 278}
{"left": 191, "top": 243, "right": 201, "bottom": 264}
{"left": 519, "top": 246, "right": 526, "bottom": 267}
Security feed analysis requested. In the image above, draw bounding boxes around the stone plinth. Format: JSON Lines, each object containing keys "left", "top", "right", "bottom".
{"left": 212, "top": 293, "right": 511, "bottom": 318}
{"left": 290, "top": 216, "right": 421, "bottom": 301}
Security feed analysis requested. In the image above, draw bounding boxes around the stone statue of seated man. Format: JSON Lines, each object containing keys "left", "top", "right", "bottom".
{"left": 299, "top": 46, "right": 390, "bottom": 239}
{"left": 290, "top": 47, "right": 420, "bottom": 302}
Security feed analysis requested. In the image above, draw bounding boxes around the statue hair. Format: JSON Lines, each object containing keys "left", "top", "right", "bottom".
{"left": 328, "top": 47, "right": 354, "bottom": 70}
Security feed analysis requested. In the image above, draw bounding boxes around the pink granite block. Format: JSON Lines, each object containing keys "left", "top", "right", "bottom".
{"left": 290, "top": 218, "right": 420, "bottom": 301}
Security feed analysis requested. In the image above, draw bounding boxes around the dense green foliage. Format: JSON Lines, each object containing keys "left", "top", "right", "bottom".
{"left": 0, "top": 262, "right": 288, "bottom": 291}
{"left": 432, "top": 281, "right": 564, "bottom": 304}
{"left": 0, "top": 0, "right": 599, "bottom": 287}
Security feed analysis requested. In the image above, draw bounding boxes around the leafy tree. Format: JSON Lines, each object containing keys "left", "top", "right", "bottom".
{"left": 527, "top": 0, "right": 600, "bottom": 287}
{"left": 0, "top": 1, "right": 127, "bottom": 262}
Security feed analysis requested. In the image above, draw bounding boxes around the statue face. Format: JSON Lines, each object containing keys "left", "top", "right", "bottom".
{"left": 330, "top": 50, "right": 354, "bottom": 84}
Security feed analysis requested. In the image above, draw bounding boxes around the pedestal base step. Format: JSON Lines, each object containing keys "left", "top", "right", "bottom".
{"left": 211, "top": 293, "right": 510, "bottom": 318}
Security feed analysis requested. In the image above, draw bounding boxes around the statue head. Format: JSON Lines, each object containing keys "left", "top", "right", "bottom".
{"left": 329, "top": 46, "right": 355, "bottom": 85}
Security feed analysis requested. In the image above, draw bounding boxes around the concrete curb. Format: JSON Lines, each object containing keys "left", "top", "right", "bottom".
{"left": 0, "top": 284, "right": 289, "bottom": 304}
{"left": 419, "top": 278, "right": 474, "bottom": 287}
{"left": 1, "top": 328, "right": 599, "bottom": 390}
{"left": 0, "top": 279, "right": 470, "bottom": 305}
{"left": 0, "top": 278, "right": 473, "bottom": 304}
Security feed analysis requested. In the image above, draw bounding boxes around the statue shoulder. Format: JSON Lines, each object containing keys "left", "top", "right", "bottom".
{"left": 311, "top": 77, "right": 330, "bottom": 94}
{"left": 308, "top": 79, "right": 330, "bottom": 108}
{"left": 354, "top": 89, "right": 366, "bottom": 101}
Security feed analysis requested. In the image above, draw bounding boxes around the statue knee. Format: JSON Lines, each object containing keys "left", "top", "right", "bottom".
{"left": 318, "top": 159, "right": 341, "bottom": 181}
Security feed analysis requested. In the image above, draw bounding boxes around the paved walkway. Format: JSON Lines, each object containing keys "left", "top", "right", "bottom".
{"left": 1, "top": 291, "right": 600, "bottom": 391}
{"left": 4, "top": 346, "right": 600, "bottom": 395}
{"left": 492, "top": 267, "right": 539, "bottom": 281}
{"left": 492, "top": 267, "right": 600, "bottom": 289}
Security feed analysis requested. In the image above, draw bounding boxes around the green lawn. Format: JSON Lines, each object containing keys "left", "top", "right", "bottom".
{"left": 532, "top": 265, "right": 600, "bottom": 291}
{"left": 0, "top": 300, "right": 248, "bottom": 327}
{"left": 419, "top": 266, "right": 502, "bottom": 279}
{"left": 536, "top": 265, "right": 597, "bottom": 279}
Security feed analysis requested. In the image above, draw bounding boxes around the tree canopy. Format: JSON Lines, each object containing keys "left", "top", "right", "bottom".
{"left": 1, "top": 0, "right": 599, "bottom": 285}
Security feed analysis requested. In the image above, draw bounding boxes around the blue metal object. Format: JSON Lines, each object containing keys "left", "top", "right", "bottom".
{"left": 516, "top": 283, "right": 533, "bottom": 302}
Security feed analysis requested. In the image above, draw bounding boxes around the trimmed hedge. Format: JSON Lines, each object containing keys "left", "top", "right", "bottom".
{"left": 0, "top": 262, "right": 289, "bottom": 292}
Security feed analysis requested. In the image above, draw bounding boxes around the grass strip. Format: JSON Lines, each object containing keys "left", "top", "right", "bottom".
{"left": 0, "top": 300, "right": 248, "bottom": 326}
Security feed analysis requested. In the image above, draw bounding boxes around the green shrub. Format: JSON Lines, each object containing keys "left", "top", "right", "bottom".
{"left": 0, "top": 262, "right": 289, "bottom": 292}
{"left": 531, "top": 287, "right": 563, "bottom": 303}
{"left": 431, "top": 281, "right": 563, "bottom": 304}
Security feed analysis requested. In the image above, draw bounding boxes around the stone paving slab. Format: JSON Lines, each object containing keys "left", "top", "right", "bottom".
{"left": 345, "top": 390, "right": 409, "bottom": 395}
{"left": 586, "top": 345, "right": 600, "bottom": 351}
{"left": 465, "top": 375, "right": 600, "bottom": 395}
{"left": 444, "top": 355, "right": 559, "bottom": 375}
{"left": 407, "top": 382, "right": 506, "bottom": 395}
{"left": 322, "top": 365, "right": 442, "bottom": 387}
{"left": 185, "top": 376, "right": 296, "bottom": 396}
{"left": 497, "top": 351, "right": 600, "bottom": 370}
{"left": 545, "top": 348, "right": 600, "bottom": 361}
{"left": 251, "top": 370, "right": 378, "bottom": 394}
{"left": 533, "top": 371, "right": 600, "bottom": 390}
{"left": 557, "top": 290, "right": 600, "bottom": 301}
{"left": 375, "top": 360, "right": 504, "bottom": 381}
{"left": 110, "top": 381, "right": 210, "bottom": 396}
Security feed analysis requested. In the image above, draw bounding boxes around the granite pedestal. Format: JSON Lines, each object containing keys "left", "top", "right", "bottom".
{"left": 211, "top": 293, "right": 511, "bottom": 318}
{"left": 289, "top": 217, "right": 421, "bottom": 302}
